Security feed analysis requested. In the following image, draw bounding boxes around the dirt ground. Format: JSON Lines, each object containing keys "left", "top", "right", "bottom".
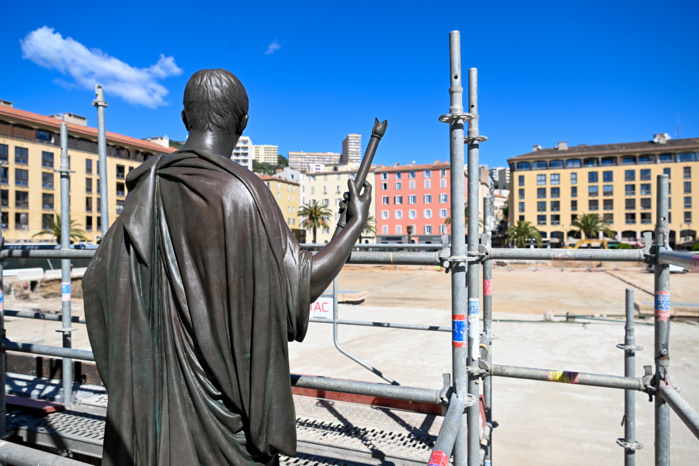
{"left": 3, "top": 264, "right": 698, "bottom": 465}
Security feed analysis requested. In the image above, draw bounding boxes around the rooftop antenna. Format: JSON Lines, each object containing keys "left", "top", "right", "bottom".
{"left": 676, "top": 113, "right": 681, "bottom": 139}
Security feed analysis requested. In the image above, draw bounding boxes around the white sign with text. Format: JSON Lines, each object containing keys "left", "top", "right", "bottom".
{"left": 310, "top": 296, "right": 333, "bottom": 320}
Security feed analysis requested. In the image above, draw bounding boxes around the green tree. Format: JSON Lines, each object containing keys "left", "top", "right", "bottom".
{"left": 572, "top": 213, "right": 614, "bottom": 239}
{"left": 298, "top": 200, "right": 332, "bottom": 243}
{"left": 506, "top": 220, "right": 543, "bottom": 248}
{"left": 444, "top": 204, "right": 482, "bottom": 227}
{"left": 359, "top": 216, "right": 376, "bottom": 243}
{"left": 33, "top": 214, "right": 89, "bottom": 244}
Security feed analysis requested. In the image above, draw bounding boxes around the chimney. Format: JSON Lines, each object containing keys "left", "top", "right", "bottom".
{"left": 532, "top": 144, "right": 542, "bottom": 151}
{"left": 556, "top": 141, "right": 568, "bottom": 150}
{"left": 0, "top": 100, "right": 13, "bottom": 108}
{"left": 653, "top": 133, "right": 671, "bottom": 144}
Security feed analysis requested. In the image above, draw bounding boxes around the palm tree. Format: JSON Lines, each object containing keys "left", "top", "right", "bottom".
{"left": 358, "top": 216, "right": 376, "bottom": 243}
{"left": 298, "top": 200, "right": 332, "bottom": 243}
{"left": 506, "top": 220, "right": 543, "bottom": 248}
{"left": 572, "top": 213, "right": 614, "bottom": 239}
{"left": 33, "top": 214, "right": 89, "bottom": 244}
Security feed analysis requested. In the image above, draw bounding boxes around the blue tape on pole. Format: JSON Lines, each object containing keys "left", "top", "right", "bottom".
{"left": 453, "top": 315, "right": 466, "bottom": 347}
{"left": 62, "top": 282, "right": 71, "bottom": 302}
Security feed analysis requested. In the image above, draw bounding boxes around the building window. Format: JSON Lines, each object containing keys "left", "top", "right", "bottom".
{"left": 551, "top": 214, "right": 560, "bottom": 225}
{"left": 588, "top": 172, "right": 598, "bottom": 183}
{"left": 571, "top": 172, "right": 577, "bottom": 184}
{"left": 0, "top": 189, "right": 7, "bottom": 208}
{"left": 396, "top": 225, "right": 402, "bottom": 235}
{"left": 602, "top": 171, "right": 613, "bottom": 183}
{"left": 625, "top": 184, "right": 636, "bottom": 196}
{"left": 425, "top": 170, "right": 433, "bottom": 178}
{"left": 116, "top": 182, "right": 126, "bottom": 197}
{"left": 550, "top": 201, "right": 560, "bottom": 212}
{"left": 641, "top": 184, "right": 652, "bottom": 196}
{"left": 381, "top": 182, "right": 388, "bottom": 190}
{"left": 439, "top": 224, "right": 447, "bottom": 234}
{"left": 86, "top": 197, "right": 93, "bottom": 212}
{"left": 537, "top": 215, "right": 546, "bottom": 226}
{"left": 409, "top": 180, "right": 415, "bottom": 190}
{"left": 603, "top": 185, "right": 613, "bottom": 196}
{"left": 0, "top": 167, "right": 8, "bottom": 185}
{"left": 519, "top": 202, "right": 525, "bottom": 212}
{"left": 551, "top": 187, "right": 560, "bottom": 198}
{"left": 537, "top": 174, "right": 546, "bottom": 185}
{"left": 640, "top": 212, "right": 652, "bottom": 224}
{"left": 625, "top": 170, "right": 635, "bottom": 181}
{"left": 394, "top": 195, "right": 403, "bottom": 205}
{"left": 424, "top": 194, "right": 432, "bottom": 203}
{"left": 519, "top": 215, "right": 525, "bottom": 221}
{"left": 42, "top": 193, "right": 53, "bottom": 210}
{"left": 42, "top": 151, "right": 54, "bottom": 168}
{"left": 518, "top": 175, "right": 524, "bottom": 185}
{"left": 15, "top": 213, "right": 28, "bottom": 230}
{"left": 685, "top": 211, "right": 692, "bottom": 223}
{"left": 382, "top": 196, "right": 389, "bottom": 205}
{"left": 684, "top": 182, "right": 692, "bottom": 194}
{"left": 663, "top": 167, "right": 671, "bottom": 179}
{"left": 603, "top": 199, "right": 613, "bottom": 211}
{"left": 86, "top": 159, "right": 93, "bottom": 174}
{"left": 42, "top": 172, "right": 54, "bottom": 189}
{"left": 440, "top": 179, "right": 447, "bottom": 188}
{"left": 395, "top": 210, "right": 403, "bottom": 219}
{"left": 409, "top": 210, "right": 417, "bottom": 219}
{"left": 424, "top": 180, "right": 431, "bottom": 189}
{"left": 116, "top": 200, "right": 124, "bottom": 215}
{"left": 589, "top": 199, "right": 599, "bottom": 211}
{"left": 438, "top": 170, "right": 445, "bottom": 178}
{"left": 537, "top": 188, "right": 546, "bottom": 199}
{"left": 571, "top": 200, "right": 577, "bottom": 211}
{"left": 0, "top": 144, "right": 8, "bottom": 161}
{"left": 684, "top": 167, "right": 691, "bottom": 179}
{"left": 537, "top": 201, "right": 546, "bottom": 212}
{"left": 409, "top": 195, "right": 417, "bottom": 204}
{"left": 571, "top": 186, "right": 577, "bottom": 198}
{"left": 15, "top": 147, "right": 28, "bottom": 165}
{"left": 409, "top": 171, "right": 416, "bottom": 179}
{"left": 604, "top": 213, "right": 614, "bottom": 224}
{"left": 381, "top": 210, "right": 389, "bottom": 219}
{"left": 395, "top": 172, "right": 402, "bottom": 180}
{"left": 640, "top": 169, "right": 651, "bottom": 181}
{"left": 424, "top": 209, "right": 432, "bottom": 219}
{"left": 625, "top": 213, "right": 636, "bottom": 224}
{"left": 519, "top": 188, "right": 524, "bottom": 199}
{"left": 395, "top": 182, "right": 402, "bottom": 190}
{"left": 15, "top": 169, "right": 28, "bottom": 187}
{"left": 15, "top": 191, "right": 29, "bottom": 209}
{"left": 625, "top": 198, "right": 635, "bottom": 210}
{"left": 641, "top": 198, "right": 651, "bottom": 210}
{"left": 684, "top": 196, "right": 692, "bottom": 209}
{"left": 86, "top": 178, "right": 93, "bottom": 193}
{"left": 589, "top": 186, "right": 599, "bottom": 197}
{"left": 550, "top": 174, "right": 560, "bottom": 185}
{"left": 440, "top": 209, "right": 448, "bottom": 218}
{"left": 381, "top": 173, "right": 388, "bottom": 180}
{"left": 424, "top": 225, "right": 433, "bottom": 234}
{"left": 439, "top": 194, "right": 448, "bottom": 203}
{"left": 382, "top": 225, "right": 388, "bottom": 234}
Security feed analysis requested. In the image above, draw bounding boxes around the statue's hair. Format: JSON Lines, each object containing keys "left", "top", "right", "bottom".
{"left": 183, "top": 69, "right": 248, "bottom": 134}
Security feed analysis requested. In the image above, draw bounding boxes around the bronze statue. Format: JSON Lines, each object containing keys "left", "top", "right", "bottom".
{"left": 83, "top": 69, "right": 373, "bottom": 465}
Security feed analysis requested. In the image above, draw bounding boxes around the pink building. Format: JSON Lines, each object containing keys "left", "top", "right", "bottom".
{"left": 375, "top": 161, "right": 467, "bottom": 244}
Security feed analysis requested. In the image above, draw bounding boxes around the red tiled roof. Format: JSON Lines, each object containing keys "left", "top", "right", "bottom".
{"left": 257, "top": 174, "right": 299, "bottom": 185}
{"left": 375, "top": 161, "right": 451, "bottom": 173}
{"left": 0, "top": 105, "right": 177, "bottom": 154}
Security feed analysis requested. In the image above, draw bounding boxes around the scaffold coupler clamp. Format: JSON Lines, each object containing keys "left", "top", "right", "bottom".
{"left": 642, "top": 365, "right": 656, "bottom": 401}
{"left": 616, "top": 438, "right": 643, "bottom": 452}
{"left": 467, "top": 359, "right": 491, "bottom": 379}
{"left": 438, "top": 112, "right": 474, "bottom": 124}
{"left": 616, "top": 343, "right": 642, "bottom": 353}
{"left": 464, "top": 134, "right": 488, "bottom": 144}
{"left": 438, "top": 373, "right": 453, "bottom": 405}
{"left": 55, "top": 327, "right": 79, "bottom": 334}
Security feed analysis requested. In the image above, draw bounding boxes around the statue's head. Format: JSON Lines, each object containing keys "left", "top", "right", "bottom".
{"left": 182, "top": 69, "right": 249, "bottom": 136}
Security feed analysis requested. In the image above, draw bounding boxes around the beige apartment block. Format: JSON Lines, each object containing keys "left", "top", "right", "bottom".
{"left": 253, "top": 145, "right": 279, "bottom": 165}
{"left": 508, "top": 136, "right": 699, "bottom": 247}
{"left": 0, "top": 103, "right": 176, "bottom": 243}
{"left": 305, "top": 165, "right": 377, "bottom": 244}
{"left": 258, "top": 175, "right": 302, "bottom": 234}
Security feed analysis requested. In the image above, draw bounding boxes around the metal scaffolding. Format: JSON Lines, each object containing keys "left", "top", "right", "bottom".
{"left": 0, "top": 30, "right": 697, "bottom": 466}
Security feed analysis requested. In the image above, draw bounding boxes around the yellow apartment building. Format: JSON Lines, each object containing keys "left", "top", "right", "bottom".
{"left": 305, "top": 165, "right": 377, "bottom": 244}
{"left": 508, "top": 135, "right": 699, "bottom": 248}
{"left": 258, "top": 175, "right": 302, "bottom": 237}
{"left": 0, "top": 102, "right": 176, "bottom": 243}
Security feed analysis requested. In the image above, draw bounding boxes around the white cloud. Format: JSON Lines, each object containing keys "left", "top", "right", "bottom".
{"left": 265, "top": 40, "right": 281, "bottom": 55}
{"left": 20, "top": 27, "right": 183, "bottom": 108}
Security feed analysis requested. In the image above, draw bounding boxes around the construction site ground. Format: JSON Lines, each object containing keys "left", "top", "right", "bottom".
{"left": 3, "top": 262, "right": 698, "bottom": 465}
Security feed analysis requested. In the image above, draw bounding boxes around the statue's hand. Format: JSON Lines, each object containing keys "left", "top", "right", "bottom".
{"left": 346, "top": 179, "right": 372, "bottom": 226}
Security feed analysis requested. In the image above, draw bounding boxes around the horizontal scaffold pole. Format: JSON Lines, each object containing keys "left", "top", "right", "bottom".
{"left": 0, "top": 440, "right": 91, "bottom": 465}
{"left": 3, "top": 340, "right": 95, "bottom": 361}
{"left": 346, "top": 251, "right": 441, "bottom": 266}
{"left": 309, "top": 318, "right": 450, "bottom": 332}
{"left": 657, "top": 250, "right": 699, "bottom": 271}
{"left": 488, "top": 363, "right": 644, "bottom": 391}
{"left": 1, "top": 249, "right": 96, "bottom": 259}
{"left": 485, "top": 247, "right": 646, "bottom": 262}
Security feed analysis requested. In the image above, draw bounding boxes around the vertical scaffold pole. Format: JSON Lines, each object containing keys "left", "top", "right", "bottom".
{"left": 653, "top": 174, "right": 670, "bottom": 465}
{"left": 94, "top": 85, "right": 109, "bottom": 236}
{"left": 617, "top": 287, "right": 642, "bottom": 465}
{"left": 466, "top": 67, "right": 482, "bottom": 466}
{"left": 58, "top": 121, "right": 73, "bottom": 408}
{"left": 482, "top": 195, "right": 493, "bottom": 466}
{"left": 0, "top": 187, "right": 5, "bottom": 437}
{"left": 447, "top": 30, "right": 468, "bottom": 466}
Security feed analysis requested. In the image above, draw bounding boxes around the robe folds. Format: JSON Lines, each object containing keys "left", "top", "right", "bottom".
{"left": 83, "top": 149, "right": 312, "bottom": 465}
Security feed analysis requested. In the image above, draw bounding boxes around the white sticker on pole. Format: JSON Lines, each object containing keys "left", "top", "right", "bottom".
{"left": 468, "top": 298, "right": 480, "bottom": 357}
{"left": 62, "top": 282, "right": 71, "bottom": 302}
{"left": 310, "top": 296, "right": 332, "bottom": 320}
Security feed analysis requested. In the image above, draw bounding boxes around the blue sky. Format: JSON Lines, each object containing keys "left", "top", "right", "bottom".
{"left": 2, "top": 1, "right": 698, "bottom": 169}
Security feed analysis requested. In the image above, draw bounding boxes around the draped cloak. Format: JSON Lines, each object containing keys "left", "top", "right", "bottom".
{"left": 82, "top": 149, "right": 312, "bottom": 465}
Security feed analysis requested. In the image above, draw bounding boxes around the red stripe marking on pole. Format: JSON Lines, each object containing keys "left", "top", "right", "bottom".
{"left": 428, "top": 450, "right": 449, "bottom": 466}
{"left": 484, "top": 279, "right": 492, "bottom": 296}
